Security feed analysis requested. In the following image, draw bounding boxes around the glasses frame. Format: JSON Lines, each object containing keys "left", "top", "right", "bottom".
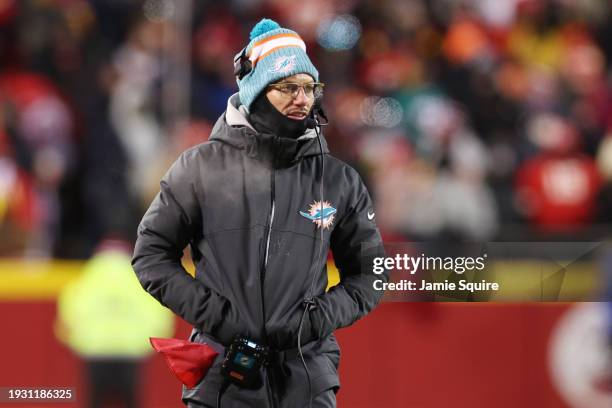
{"left": 267, "top": 82, "right": 325, "bottom": 99}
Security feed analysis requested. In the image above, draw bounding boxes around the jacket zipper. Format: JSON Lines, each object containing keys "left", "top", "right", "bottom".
{"left": 260, "top": 167, "right": 276, "bottom": 333}
{"left": 264, "top": 201, "right": 275, "bottom": 266}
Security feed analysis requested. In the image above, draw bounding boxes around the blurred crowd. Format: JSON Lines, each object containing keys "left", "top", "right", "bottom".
{"left": 1, "top": 0, "right": 612, "bottom": 258}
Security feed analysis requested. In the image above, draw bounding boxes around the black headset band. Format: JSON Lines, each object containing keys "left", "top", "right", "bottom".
{"left": 233, "top": 47, "right": 252, "bottom": 80}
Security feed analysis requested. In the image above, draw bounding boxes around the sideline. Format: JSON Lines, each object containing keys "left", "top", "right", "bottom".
{"left": 0, "top": 259, "right": 341, "bottom": 300}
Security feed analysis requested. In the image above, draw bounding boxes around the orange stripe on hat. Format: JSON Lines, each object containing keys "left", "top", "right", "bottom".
{"left": 248, "top": 34, "right": 306, "bottom": 67}
{"left": 250, "top": 32, "right": 301, "bottom": 48}
{"left": 253, "top": 45, "right": 306, "bottom": 68}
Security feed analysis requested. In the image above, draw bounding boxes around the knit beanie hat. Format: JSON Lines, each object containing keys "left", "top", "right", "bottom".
{"left": 236, "top": 18, "right": 319, "bottom": 110}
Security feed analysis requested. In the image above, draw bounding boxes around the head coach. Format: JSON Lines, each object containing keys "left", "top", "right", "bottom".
{"left": 132, "top": 18, "right": 386, "bottom": 408}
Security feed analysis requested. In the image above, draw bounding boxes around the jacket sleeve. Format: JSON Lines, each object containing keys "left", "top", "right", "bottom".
{"left": 131, "top": 150, "right": 239, "bottom": 345}
{"left": 310, "top": 170, "right": 387, "bottom": 338}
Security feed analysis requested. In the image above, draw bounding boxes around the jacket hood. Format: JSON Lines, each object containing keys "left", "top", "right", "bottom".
{"left": 209, "top": 94, "right": 329, "bottom": 166}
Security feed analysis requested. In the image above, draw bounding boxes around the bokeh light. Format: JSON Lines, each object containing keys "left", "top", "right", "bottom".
{"left": 143, "top": 0, "right": 175, "bottom": 22}
{"left": 360, "top": 96, "right": 403, "bottom": 128}
{"left": 316, "top": 14, "right": 362, "bottom": 51}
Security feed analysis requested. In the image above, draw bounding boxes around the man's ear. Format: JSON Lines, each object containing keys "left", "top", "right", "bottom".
{"left": 313, "top": 97, "right": 328, "bottom": 124}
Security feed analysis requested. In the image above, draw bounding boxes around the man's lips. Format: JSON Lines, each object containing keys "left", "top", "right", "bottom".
{"left": 287, "top": 112, "right": 308, "bottom": 120}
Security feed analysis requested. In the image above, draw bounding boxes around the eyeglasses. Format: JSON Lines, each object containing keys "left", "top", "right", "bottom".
{"left": 267, "top": 82, "right": 325, "bottom": 99}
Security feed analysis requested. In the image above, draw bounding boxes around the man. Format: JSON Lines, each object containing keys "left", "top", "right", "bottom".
{"left": 132, "top": 18, "right": 385, "bottom": 408}
{"left": 57, "top": 237, "right": 174, "bottom": 408}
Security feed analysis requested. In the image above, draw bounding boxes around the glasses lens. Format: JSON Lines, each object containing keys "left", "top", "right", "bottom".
{"left": 303, "top": 84, "right": 315, "bottom": 96}
{"left": 284, "top": 84, "right": 300, "bottom": 96}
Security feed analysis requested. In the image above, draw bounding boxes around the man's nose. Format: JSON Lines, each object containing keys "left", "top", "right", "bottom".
{"left": 293, "top": 87, "right": 309, "bottom": 106}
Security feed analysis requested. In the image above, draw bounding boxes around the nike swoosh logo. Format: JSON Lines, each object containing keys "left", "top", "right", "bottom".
{"left": 367, "top": 211, "right": 375, "bottom": 220}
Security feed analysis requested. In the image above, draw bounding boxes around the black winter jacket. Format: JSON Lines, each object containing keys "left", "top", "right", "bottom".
{"left": 132, "top": 95, "right": 385, "bottom": 406}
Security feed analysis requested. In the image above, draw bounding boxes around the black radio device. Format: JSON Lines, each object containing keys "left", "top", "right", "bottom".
{"left": 220, "top": 336, "right": 269, "bottom": 389}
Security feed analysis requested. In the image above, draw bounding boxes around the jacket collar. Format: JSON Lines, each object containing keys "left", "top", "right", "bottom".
{"left": 225, "top": 94, "right": 255, "bottom": 131}
{"left": 209, "top": 94, "right": 329, "bottom": 166}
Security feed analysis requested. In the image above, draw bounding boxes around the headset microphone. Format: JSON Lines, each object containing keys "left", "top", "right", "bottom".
{"left": 306, "top": 98, "right": 328, "bottom": 129}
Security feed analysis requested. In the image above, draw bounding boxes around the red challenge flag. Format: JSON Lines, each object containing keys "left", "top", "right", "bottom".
{"left": 150, "top": 337, "right": 219, "bottom": 388}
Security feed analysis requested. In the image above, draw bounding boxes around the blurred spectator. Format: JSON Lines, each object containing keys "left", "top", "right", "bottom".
{"left": 0, "top": 100, "right": 37, "bottom": 254}
{"left": 190, "top": 10, "right": 242, "bottom": 120}
{"left": 80, "top": 74, "right": 140, "bottom": 248}
{"left": 515, "top": 113, "right": 602, "bottom": 232}
{"left": 55, "top": 237, "right": 174, "bottom": 408}
{"left": 0, "top": 71, "right": 75, "bottom": 256}
{"left": 109, "top": 15, "right": 170, "bottom": 208}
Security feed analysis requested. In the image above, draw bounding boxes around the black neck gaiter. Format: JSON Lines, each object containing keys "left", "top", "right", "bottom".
{"left": 248, "top": 93, "right": 309, "bottom": 139}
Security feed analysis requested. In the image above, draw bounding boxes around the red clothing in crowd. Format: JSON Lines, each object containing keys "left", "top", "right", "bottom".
{"left": 515, "top": 154, "right": 602, "bottom": 231}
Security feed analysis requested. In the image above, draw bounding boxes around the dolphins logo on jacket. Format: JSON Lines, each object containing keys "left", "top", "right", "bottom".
{"left": 299, "top": 201, "right": 337, "bottom": 230}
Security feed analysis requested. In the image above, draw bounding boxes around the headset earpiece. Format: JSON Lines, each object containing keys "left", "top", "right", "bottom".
{"left": 315, "top": 99, "right": 328, "bottom": 125}
{"left": 233, "top": 48, "right": 252, "bottom": 80}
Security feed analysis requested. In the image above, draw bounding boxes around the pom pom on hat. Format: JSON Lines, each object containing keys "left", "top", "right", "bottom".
{"left": 236, "top": 18, "right": 319, "bottom": 109}
{"left": 250, "top": 19, "right": 281, "bottom": 40}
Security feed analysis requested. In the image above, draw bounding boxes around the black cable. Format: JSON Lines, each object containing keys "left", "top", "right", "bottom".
{"left": 297, "top": 118, "right": 326, "bottom": 408}
{"left": 297, "top": 306, "right": 313, "bottom": 408}
{"left": 305, "top": 126, "right": 326, "bottom": 309}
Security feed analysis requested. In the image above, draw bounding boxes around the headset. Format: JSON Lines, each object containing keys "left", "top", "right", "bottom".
{"left": 233, "top": 47, "right": 252, "bottom": 80}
